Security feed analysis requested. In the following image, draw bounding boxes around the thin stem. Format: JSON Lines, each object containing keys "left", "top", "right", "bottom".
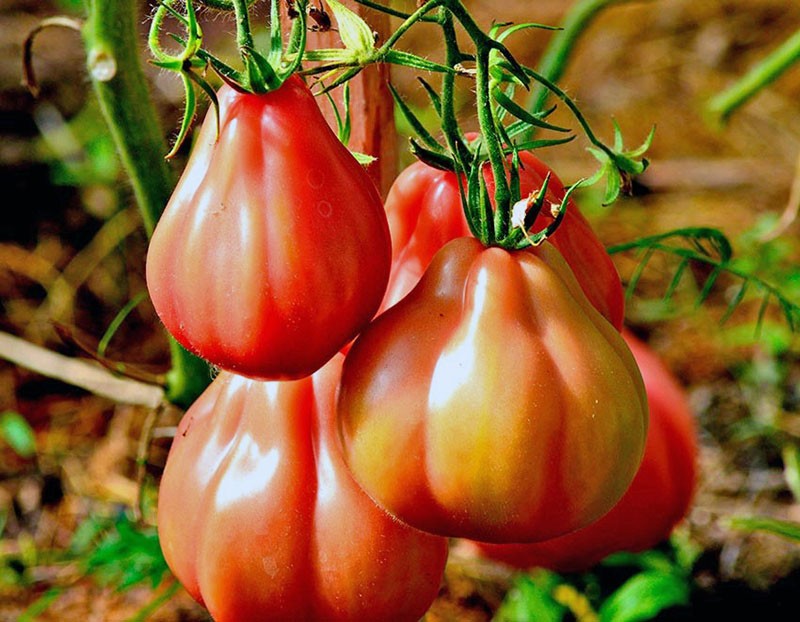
{"left": 352, "top": 0, "right": 439, "bottom": 22}
{"left": 475, "top": 45, "right": 510, "bottom": 240}
{"left": 439, "top": 10, "right": 482, "bottom": 241}
{"left": 524, "top": 66, "right": 615, "bottom": 160}
{"left": 708, "top": 26, "right": 800, "bottom": 122}
{"left": 82, "top": 0, "right": 209, "bottom": 407}
{"left": 232, "top": 0, "right": 256, "bottom": 51}
{"left": 374, "top": 0, "right": 445, "bottom": 56}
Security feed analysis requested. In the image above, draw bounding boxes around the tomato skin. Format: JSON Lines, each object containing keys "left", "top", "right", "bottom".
{"left": 338, "top": 237, "right": 648, "bottom": 544}
{"left": 146, "top": 76, "right": 391, "bottom": 380}
{"left": 382, "top": 155, "right": 624, "bottom": 329}
{"left": 157, "top": 354, "right": 448, "bottom": 622}
{"left": 472, "top": 330, "right": 698, "bottom": 571}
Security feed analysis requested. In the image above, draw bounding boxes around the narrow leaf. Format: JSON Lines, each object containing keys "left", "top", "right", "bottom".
{"left": 389, "top": 83, "right": 443, "bottom": 151}
{"left": 409, "top": 138, "right": 455, "bottom": 171}
{"left": 729, "top": 516, "right": 800, "bottom": 542}
{"left": 384, "top": 49, "right": 453, "bottom": 74}
{"left": 492, "top": 86, "right": 570, "bottom": 133}
{"left": 599, "top": 571, "right": 690, "bottom": 622}
{"left": 417, "top": 77, "right": 442, "bottom": 117}
{"left": 720, "top": 281, "right": 748, "bottom": 325}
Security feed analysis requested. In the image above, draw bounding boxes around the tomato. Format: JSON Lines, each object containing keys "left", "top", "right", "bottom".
{"left": 146, "top": 76, "right": 391, "bottom": 380}
{"left": 471, "top": 330, "right": 697, "bottom": 571}
{"left": 338, "top": 237, "right": 648, "bottom": 544}
{"left": 382, "top": 154, "right": 624, "bottom": 329}
{"left": 157, "top": 355, "right": 448, "bottom": 622}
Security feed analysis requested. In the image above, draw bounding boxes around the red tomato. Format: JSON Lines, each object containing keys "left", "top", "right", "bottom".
{"left": 338, "top": 237, "right": 648, "bottom": 544}
{"left": 146, "top": 76, "right": 391, "bottom": 380}
{"left": 382, "top": 154, "right": 624, "bottom": 329}
{"left": 157, "top": 355, "right": 448, "bottom": 622}
{"left": 471, "top": 329, "right": 698, "bottom": 571}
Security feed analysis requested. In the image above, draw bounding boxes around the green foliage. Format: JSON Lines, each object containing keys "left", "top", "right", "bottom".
{"left": 728, "top": 516, "right": 800, "bottom": 542}
{"left": 12, "top": 513, "right": 173, "bottom": 620}
{"left": 0, "top": 411, "right": 36, "bottom": 458}
{"left": 608, "top": 227, "right": 800, "bottom": 334}
{"left": 495, "top": 571, "right": 567, "bottom": 622}
{"left": 598, "top": 571, "right": 689, "bottom": 622}
{"left": 493, "top": 543, "right": 696, "bottom": 622}
{"left": 73, "top": 514, "right": 169, "bottom": 591}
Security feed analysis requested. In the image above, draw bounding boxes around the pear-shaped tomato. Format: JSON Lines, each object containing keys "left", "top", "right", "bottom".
{"left": 157, "top": 355, "right": 448, "bottom": 622}
{"left": 471, "top": 330, "right": 698, "bottom": 571}
{"left": 146, "top": 76, "right": 391, "bottom": 380}
{"left": 382, "top": 155, "right": 624, "bottom": 329}
{"left": 338, "top": 237, "right": 647, "bottom": 544}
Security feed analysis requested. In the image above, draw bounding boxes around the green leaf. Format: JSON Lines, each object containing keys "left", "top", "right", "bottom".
{"left": 492, "top": 86, "right": 570, "bottom": 133}
{"left": 729, "top": 516, "right": 800, "bottom": 541}
{"left": 409, "top": 138, "right": 455, "bottom": 171}
{"left": 384, "top": 49, "right": 453, "bottom": 74}
{"left": 494, "top": 573, "right": 566, "bottom": 622}
{"left": 0, "top": 411, "right": 36, "bottom": 458}
{"left": 389, "top": 83, "right": 443, "bottom": 152}
{"left": 326, "top": 0, "right": 376, "bottom": 58}
{"left": 599, "top": 571, "right": 690, "bottom": 622}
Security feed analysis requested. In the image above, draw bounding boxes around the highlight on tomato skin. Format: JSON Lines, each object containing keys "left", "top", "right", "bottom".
{"left": 157, "top": 355, "right": 448, "bottom": 622}
{"left": 381, "top": 153, "right": 625, "bottom": 330}
{"left": 146, "top": 75, "right": 391, "bottom": 381}
{"left": 470, "top": 329, "right": 698, "bottom": 573}
{"left": 337, "top": 236, "right": 648, "bottom": 545}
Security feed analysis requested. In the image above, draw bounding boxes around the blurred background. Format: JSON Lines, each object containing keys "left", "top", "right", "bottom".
{"left": 1, "top": 0, "right": 800, "bottom": 619}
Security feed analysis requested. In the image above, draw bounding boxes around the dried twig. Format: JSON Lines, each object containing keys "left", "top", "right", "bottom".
{"left": 0, "top": 330, "right": 164, "bottom": 408}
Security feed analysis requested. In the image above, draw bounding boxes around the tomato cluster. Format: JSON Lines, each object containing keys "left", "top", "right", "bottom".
{"left": 150, "top": 77, "right": 690, "bottom": 621}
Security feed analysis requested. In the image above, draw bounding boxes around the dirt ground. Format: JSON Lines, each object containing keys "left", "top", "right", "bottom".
{"left": 2, "top": 0, "right": 800, "bottom": 620}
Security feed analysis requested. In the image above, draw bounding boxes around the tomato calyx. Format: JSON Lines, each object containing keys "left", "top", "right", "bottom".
{"left": 149, "top": 0, "right": 309, "bottom": 156}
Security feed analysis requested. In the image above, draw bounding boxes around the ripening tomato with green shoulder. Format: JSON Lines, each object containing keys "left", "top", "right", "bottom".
{"left": 382, "top": 153, "right": 624, "bottom": 329}
{"left": 146, "top": 76, "right": 391, "bottom": 380}
{"left": 337, "top": 236, "right": 648, "bottom": 544}
{"left": 157, "top": 355, "right": 448, "bottom": 622}
{"left": 470, "top": 329, "right": 698, "bottom": 571}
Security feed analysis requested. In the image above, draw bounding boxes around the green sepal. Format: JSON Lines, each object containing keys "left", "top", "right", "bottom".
{"left": 243, "top": 46, "right": 280, "bottom": 92}
{"left": 164, "top": 71, "right": 197, "bottom": 159}
{"left": 409, "top": 138, "right": 456, "bottom": 171}
{"left": 326, "top": 0, "right": 376, "bottom": 61}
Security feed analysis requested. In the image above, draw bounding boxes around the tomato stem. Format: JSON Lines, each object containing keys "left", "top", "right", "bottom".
{"left": 82, "top": 0, "right": 210, "bottom": 407}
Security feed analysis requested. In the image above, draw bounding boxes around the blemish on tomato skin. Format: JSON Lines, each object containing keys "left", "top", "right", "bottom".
{"left": 317, "top": 201, "right": 333, "bottom": 218}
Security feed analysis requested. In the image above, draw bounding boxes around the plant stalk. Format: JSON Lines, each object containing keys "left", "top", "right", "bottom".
{"left": 82, "top": 0, "right": 209, "bottom": 408}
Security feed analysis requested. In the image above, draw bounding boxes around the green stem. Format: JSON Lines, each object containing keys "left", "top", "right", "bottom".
{"left": 352, "top": 0, "right": 439, "bottom": 22}
{"left": 439, "top": 10, "right": 482, "bottom": 240}
{"left": 529, "top": 0, "right": 646, "bottom": 115}
{"left": 525, "top": 66, "right": 616, "bottom": 161}
{"left": 708, "top": 26, "right": 800, "bottom": 123}
{"left": 374, "top": 0, "right": 445, "bottom": 56}
{"left": 232, "top": 0, "right": 256, "bottom": 51}
{"left": 82, "top": 0, "right": 209, "bottom": 408}
{"left": 475, "top": 45, "right": 509, "bottom": 240}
